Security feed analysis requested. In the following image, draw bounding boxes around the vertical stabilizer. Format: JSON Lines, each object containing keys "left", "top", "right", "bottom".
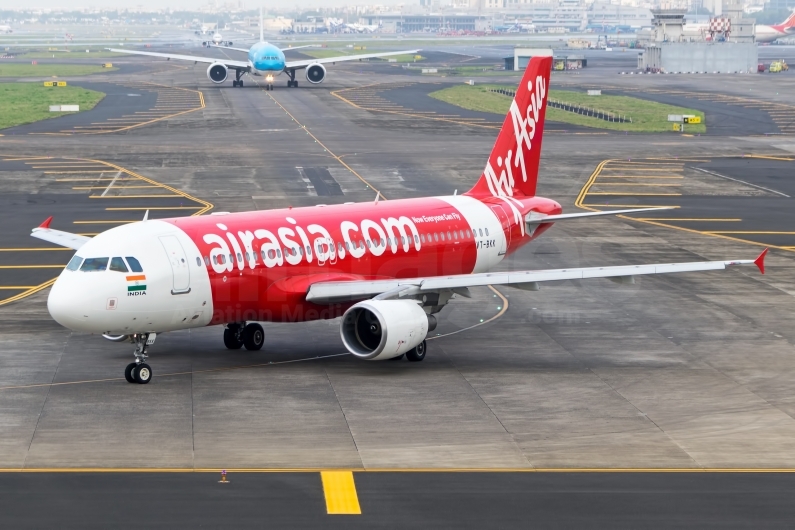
{"left": 466, "top": 56, "right": 552, "bottom": 198}
{"left": 784, "top": 11, "right": 795, "bottom": 27}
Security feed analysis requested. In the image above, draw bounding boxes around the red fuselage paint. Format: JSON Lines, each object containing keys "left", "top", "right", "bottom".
{"left": 164, "top": 195, "right": 561, "bottom": 324}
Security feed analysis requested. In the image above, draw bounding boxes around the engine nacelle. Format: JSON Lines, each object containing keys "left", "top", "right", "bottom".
{"left": 305, "top": 63, "right": 327, "bottom": 84}
{"left": 207, "top": 63, "right": 228, "bottom": 84}
{"left": 341, "top": 300, "right": 429, "bottom": 360}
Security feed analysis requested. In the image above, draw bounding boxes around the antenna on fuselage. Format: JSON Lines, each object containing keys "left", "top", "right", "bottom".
{"left": 142, "top": 209, "right": 149, "bottom": 222}
{"left": 260, "top": 6, "right": 264, "bottom": 43}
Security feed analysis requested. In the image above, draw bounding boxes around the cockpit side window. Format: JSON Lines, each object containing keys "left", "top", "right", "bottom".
{"left": 66, "top": 255, "right": 83, "bottom": 271}
{"left": 125, "top": 257, "right": 143, "bottom": 273}
{"left": 80, "top": 257, "right": 109, "bottom": 272}
{"left": 109, "top": 257, "right": 129, "bottom": 273}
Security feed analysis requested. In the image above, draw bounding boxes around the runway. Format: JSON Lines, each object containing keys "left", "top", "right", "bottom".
{"left": 1, "top": 41, "right": 795, "bottom": 524}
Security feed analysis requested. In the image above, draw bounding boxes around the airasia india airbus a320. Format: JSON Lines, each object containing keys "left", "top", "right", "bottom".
{"left": 32, "top": 57, "right": 767, "bottom": 384}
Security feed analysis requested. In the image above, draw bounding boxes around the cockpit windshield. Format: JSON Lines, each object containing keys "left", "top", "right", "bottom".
{"left": 125, "top": 257, "right": 143, "bottom": 272}
{"left": 80, "top": 257, "right": 109, "bottom": 272}
{"left": 109, "top": 257, "right": 128, "bottom": 273}
{"left": 66, "top": 255, "right": 83, "bottom": 271}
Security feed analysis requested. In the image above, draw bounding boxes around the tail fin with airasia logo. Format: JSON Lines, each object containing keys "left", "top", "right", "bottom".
{"left": 466, "top": 55, "right": 552, "bottom": 199}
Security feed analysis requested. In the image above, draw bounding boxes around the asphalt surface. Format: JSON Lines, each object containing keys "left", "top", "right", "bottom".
{"left": 1, "top": 38, "right": 795, "bottom": 526}
{"left": 3, "top": 472, "right": 795, "bottom": 528}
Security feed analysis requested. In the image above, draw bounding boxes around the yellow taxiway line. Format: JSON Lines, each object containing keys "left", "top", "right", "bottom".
{"left": 321, "top": 471, "right": 362, "bottom": 515}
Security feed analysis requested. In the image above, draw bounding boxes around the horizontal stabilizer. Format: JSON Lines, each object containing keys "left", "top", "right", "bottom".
{"left": 526, "top": 207, "right": 675, "bottom": 225}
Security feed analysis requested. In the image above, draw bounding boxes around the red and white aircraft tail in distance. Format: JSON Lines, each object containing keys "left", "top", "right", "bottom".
{"left": 33, "top": 57, "right": 768, "bottom": 384}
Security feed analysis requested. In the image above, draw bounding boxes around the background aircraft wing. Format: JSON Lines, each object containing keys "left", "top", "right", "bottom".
{"left": 305, "top": 250, "right": 767, "bottom": 304}
{"left": 279, "top": 45, "right": 320, "bottom": 51}
{"left": 31, "top": 218, "right": 90, "bottom": 250}
{"left": 285, "top": 49, "right": 420, "bottom": 70}
{"left": 210, "top": 44, "right": 251, "bottom": 53}
{"left": 108, "top": 48, "right": 249, "bottom": 69}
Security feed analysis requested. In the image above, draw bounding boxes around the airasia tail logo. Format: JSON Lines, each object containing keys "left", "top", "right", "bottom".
{"left": 482, "top": 74, "right": 547, "bottom": 198}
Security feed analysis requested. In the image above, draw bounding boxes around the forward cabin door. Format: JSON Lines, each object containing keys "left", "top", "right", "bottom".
{"left": 490, "top": 205, "right": 511, "bottom": 255}
{"left": 159, "top": 235, "right": 191, "bottom": 294}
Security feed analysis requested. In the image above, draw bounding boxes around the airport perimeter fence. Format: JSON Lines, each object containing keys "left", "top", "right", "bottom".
{"left": 489, "top": 88, "right": 632, "bottom": 124}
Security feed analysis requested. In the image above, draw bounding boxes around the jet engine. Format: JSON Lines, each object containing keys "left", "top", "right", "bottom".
{"left": 305, "top": 63, "right": 327, "bottom": 84}
{"left": 207, "top": 63, "right": 228, "bottom": 84}
{"left": 340, "top": 300, "right": 434, "bottom": 360}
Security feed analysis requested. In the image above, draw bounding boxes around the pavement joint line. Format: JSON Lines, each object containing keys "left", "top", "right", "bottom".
{"left": 690, "top": 166, "right": 790, "bottom": 197}
{"left": 72, "top": 220, "right": 138, "bottom": 224}
{"left": 100, "top": 171, "right": 122, "bottom": 197}
{"left": 0, "top": 286, "right": 38, "bottom": 290}
{"left": 321, "top": 471, "right": 362, "bottom": 515}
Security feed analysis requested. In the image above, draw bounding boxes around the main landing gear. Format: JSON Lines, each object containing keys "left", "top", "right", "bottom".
{"left": 125, "top": 333, "right": 155, "bottom": 384}
{"left": 389, "top": 340, "right": 427, "bottom": 362}
{"left": 224, "top": 322, "right": 265, "bottom": 351}
{"left": 286, "top": 70, "right": 298, "bottom": 88}
{"left": 232, "top": 70, "right": 244, "bottom": 88}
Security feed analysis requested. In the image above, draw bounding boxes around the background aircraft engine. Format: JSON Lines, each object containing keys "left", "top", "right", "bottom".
{"left": 305, "top": 63, "right": 326, "bottom": 84}
{"left": 207, "top": 63, "right": 228, "bottom": 83}
{"left": 341, "top": 300, "right": 429, "bottom": 360}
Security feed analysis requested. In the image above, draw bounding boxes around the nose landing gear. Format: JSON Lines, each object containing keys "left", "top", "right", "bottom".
{"left": 124, "top": 333, "right": 155, "bottom": 384}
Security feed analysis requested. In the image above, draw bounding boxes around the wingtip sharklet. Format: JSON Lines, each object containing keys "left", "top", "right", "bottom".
{"left": 755, "top": 248, "right": 769, "bottom": 274}
{"left": 38, "top": 216, "right": 53, "bottom": 229}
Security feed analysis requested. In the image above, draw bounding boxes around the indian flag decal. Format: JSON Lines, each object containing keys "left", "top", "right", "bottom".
{"left": 126, "top": 274, "right": 146, "bottom": 292}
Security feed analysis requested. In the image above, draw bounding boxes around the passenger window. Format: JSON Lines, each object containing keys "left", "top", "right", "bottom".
{"left": 80, "top": 257, "right": 109, "bottom": 272}
{"left": 110, "top": 257, "right": 128, "bottom": 272}
{"left": 277, "top": 249, "right": 282, "bottom": 258}
{"left": 125, "top": 257, "right": 143, "bottom": 273}
{"left": 478, "top": 229, "right": 483, "bottom": 237}
{"left": 66, "top": 255, "right": 83, "bottom": 271}
{"left": 433, "top": 233, "right": 439, "bottom": 242}
{"left": 204, "top": 256, "right": 210, "bottom": 266}
{"left": 452, "top": 232, "right": 458, "bottom": 241}
{"left": 414, "top": 235, "right": 419, "bottom": 244}
{"left": 440, "top": 233, "right": 445, "bottom": 241}
{"left": 421, "top": 234, "right": 426, "bottom": 243}
{"left": 466, "top": 230, "right": 472, "bottom": 238}
{"left": 485, "top": 228, "right": 489, "bottom": 236}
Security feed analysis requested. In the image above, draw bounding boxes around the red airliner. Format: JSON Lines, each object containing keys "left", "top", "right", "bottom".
{"left": 33, "top": 56, "right": 767, "bottom": 384}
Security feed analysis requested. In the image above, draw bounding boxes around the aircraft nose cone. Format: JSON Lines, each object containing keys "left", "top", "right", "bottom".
{"left": 47, "top": 276, "right": 86, "bottom": 330}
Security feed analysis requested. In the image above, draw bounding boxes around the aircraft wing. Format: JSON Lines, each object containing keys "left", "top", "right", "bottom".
{"left": 31, "top": 217, "right": 90, "bottom": 250}
{"left": 285, "top": 49, "right": 420, "bottom": 70}
{"left": 210, "top": 44, "right": 251, "bottom": 53}
{"left": 280, "top": 45, "right": 320, "bottom": 51}
{"left": 107, "top": 48, "right": 249, "bottom": 69}
{"left": 305, "top": 250, "right": 768, "bottom": 304}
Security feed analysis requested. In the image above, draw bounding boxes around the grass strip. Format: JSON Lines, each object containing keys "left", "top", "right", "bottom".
{"left": 429, "top": 84, "right": 706, "bottom": 133}
{"left": 0, "top": 83, "right": 105, "bottom": 129}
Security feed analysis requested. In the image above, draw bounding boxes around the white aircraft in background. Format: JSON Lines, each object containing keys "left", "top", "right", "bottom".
{"left": 755, "top": 12, "right": 795, "bottom": 43}
{"left": 0, "top": 25, "right": 11, "bottom": 34}
{"left": 111, "top": 9, "right": 416, "bottom": 90}
{"left": 203, "top": 31, "right": 232, "bottom": 47}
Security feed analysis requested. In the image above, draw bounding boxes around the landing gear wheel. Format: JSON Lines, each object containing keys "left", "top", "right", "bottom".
{"left": 224, "top": 325, "right": 244, "bottom": 350}
{"left": 238, "top": 80, "right": 244, "bottom": 87}
{"left": 293, "top": 81, "right": 298, "bottom": 88}
{"left": 287, "top": 80, "right": 292, "bottom": 88}
{"left": 389, "top": 354, "right": 405, "bottom": 361}
{"left": 406, "top": 340, "right": 427, "bottom": 362}
{"left": 124, "top": 363, "right": 137, "bottom": 383}
{"left": 133, "top": 363, "right": 152, "bottom": 384}
{"left": 233, "top": 80, "right": 238, "bottom": 87}
{"left": 242, "top": 323, "right": 264, "bottom": 351}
